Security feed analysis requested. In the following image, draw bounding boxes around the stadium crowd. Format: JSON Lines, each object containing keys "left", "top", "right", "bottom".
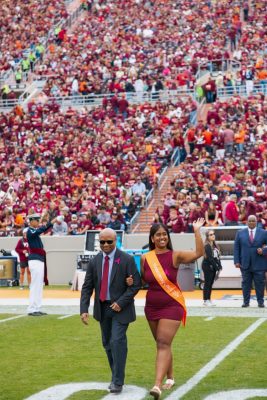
{"left": 35, "top": 0, "right": 251, "bottom": 97}
{"left": 0, "top": 95, "right": 197, "bottom": 235}
{"left": 154, "top": 93, "right": 267, "bottom": 232}
{"left": 0, "top": 0, "right": 266, "bottom": 237}
{"left": 0, "top": 0, "right": 68, "bottom": 79}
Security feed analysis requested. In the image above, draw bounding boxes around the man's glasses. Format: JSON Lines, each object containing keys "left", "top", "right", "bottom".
{"left": 99, "top": 240, "right": 114, "bottom": 245}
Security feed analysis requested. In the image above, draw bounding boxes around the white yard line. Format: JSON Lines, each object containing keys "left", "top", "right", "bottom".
{"left": 0, "top": 314, "right": 26, "bottom": 324}
{"left": 166, "top": 318, "right": 267, "bottom": 400}
{"left": 204, "top": 317, "right": 215, "bottom": 321}
{"left": 24, "top": 383, "right": 147, "bottom": 400}
{"left": 57, "top": 315, "right": 74, "bottom": 320}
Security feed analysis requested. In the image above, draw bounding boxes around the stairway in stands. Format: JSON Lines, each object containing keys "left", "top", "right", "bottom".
{"left": 132, "top": 166, "right": 181, "bottom": 233}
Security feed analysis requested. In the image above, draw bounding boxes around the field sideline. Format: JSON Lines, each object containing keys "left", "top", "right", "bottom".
{"left": 1, "top": 288, "right": 267, "bottom": 400}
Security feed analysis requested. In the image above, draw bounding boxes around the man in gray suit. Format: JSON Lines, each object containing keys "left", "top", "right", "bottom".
{"left": 80, "top": 228, "right": 141, "bottom": 394}
{"left": 234, "top": 215, "right": 267, "bottom": 308}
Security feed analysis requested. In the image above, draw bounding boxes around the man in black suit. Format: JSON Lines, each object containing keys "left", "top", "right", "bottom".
{"left": 80, "top": 228, "right": 141, "bottom": 394}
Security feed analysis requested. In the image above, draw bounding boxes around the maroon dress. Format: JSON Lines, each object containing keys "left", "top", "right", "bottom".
{"left": 143, "top": 251, "right": 185, "bottom": 321}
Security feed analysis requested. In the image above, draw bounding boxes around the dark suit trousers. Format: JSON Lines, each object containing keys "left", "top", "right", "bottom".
{"left": 202, "top": 264, "right": 216, "bottom": 300}
{"left": 241, "top": 268, "right": 265, "bottom": 305}
{"left": 100, "top": 302, "right": 128, "bottom": 386}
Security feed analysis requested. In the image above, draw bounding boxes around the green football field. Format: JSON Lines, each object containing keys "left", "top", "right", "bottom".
{"left": 1, "top": 314, "right": 266, "bottom": 400}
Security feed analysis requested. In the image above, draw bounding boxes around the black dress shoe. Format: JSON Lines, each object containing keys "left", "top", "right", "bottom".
{"left": 28, "top": 312, "right": 43, "bottom": 316}
{"left": 109, "top": 383, "right": 123, "bottom": 393}
{"left": 38, "top": 311, "right": 47, "bottom": 315}
{"left": 258, "top": 304, "right": 265, "bottom": 308}
{"left": 241, "top": 304, "right": 249, "bottom": 308}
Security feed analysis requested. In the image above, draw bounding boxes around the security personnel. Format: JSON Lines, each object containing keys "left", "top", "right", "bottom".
{"left": 27, "top": 213, "right": 57, "bottom": 316}
{"left": 15, "top": 68, "right": 22, "bottom": 86}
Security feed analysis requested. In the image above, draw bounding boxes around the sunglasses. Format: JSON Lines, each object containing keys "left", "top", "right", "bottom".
{"left": 99, "top": 240, "right": 114, "bottom": 245}
{"left": 209, "top": 233, "right": 215, "bottom": 236}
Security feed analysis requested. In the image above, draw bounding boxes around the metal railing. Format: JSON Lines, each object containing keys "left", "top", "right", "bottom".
{"left": 0, "top": 88, "right": 197, "bottom": 110}
{"left": 38, "top": 88, "right": 196, "bottom": 107}
{"left": 196, "top": 59, "right": 241, "bottom": 81}
{"left": 216, "top": 81, "right": 266, "bottom": 98}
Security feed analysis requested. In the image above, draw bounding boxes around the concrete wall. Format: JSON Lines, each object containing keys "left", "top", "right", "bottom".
{"left": 0, "top": 234, "right": 197, "bottom": 285}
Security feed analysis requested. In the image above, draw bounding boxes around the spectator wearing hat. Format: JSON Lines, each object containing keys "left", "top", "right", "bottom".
{"left": 15, "top": 228, "right": 31, "bottom": 290}
{"left": 27, "top": 213, "right": 57, "bottom": 316}
{"left": 52, "top": 215, "right": 68, "bottom": 236}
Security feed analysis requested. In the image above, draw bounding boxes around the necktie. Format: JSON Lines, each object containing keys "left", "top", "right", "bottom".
{"left": 100, "top": 255, "right": 109, "bottom": 302}
{"left": 249, "top": 230, "right": 254, "bottom": 243}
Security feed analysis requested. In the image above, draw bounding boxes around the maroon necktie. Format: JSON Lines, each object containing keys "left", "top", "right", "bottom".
{"left": 249, "top": 230, "right": 254, "bottom": 243}
{"left": 100, "top": 255, "right": 109, "bottom": 302}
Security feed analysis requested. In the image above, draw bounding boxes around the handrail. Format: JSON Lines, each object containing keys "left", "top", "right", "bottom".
{"left": 1, "top": 81, "right": 265, "bottom": 111}
{"left": 196, "top": 58, "right": 241, "bottom": 81}
{"left": 40, "top": 88, "right": 196, "bottom": 106}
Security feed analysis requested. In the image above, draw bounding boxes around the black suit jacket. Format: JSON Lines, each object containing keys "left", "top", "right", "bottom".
{"left": 80, "top": 248, "right": 141, "bottom": 324}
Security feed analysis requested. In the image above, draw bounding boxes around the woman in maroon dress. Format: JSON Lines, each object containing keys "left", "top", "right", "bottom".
{"left": 141, "top": 219, "right": 204, "bottom": 399}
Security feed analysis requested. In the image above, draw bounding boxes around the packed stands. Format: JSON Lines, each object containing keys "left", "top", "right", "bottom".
{"left": 0, "top": 0, "right": 266, "bottom": 235}
{"left": 0, "top": 0, "right": 68, "bottom": 80}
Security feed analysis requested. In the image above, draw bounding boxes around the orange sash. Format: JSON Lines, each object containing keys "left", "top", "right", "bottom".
{"left": 145, "top": 250, "right": 187, "bottom": 325}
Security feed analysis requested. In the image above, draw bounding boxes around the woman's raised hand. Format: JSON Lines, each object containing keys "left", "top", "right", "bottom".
{"left": 193, "top": 218, "right": 205, "bottom": 231}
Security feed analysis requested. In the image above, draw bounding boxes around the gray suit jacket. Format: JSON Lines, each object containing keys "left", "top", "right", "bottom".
{"left": 80, "top": 248, "right": 141, "bottom": 323}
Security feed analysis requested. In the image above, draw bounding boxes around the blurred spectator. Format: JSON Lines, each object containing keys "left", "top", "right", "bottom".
{"left": 107, "top": 212, "right": 122, "bottom": 231}
{"left": 97, "top": 206, "right": 111, "bottom": 227}
{"left": 52, "top": 215, "right": 68, "bottom": 236}
{"left": 205, "top": 201, "right": 219, "bottom": 227}
{"left": 132, "top": 177, "right": 147, "bottom": 208}
{"left": 166, "top": 206, "right": 185, "bottom": 233}
{"left": 224, "top": 194, "right": 239, "bottom": 226}
{"left": 15, "top": 228, "right": 31, "bottom": 289}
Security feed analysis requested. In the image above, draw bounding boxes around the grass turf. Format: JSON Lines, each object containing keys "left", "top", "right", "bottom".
{"left": 0, "top": 315, "right": 266, "bottom": 400}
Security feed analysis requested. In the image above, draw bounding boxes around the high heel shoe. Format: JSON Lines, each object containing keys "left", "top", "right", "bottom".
{"left": 149, "top": 385, "right": 161, "bottom": 399}
{"left": 162, "top": 378, "right": 175, "bottom": 390}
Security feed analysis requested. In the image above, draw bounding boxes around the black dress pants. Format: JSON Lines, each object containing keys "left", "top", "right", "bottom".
{"left": 202, "top": 264, "right": 216, "bottom": 301}
{"left": 100, "top": 301, "right": 129, "bottom": 386}
{"left": 241, "top": 268, "right": 265, "bottom": 305}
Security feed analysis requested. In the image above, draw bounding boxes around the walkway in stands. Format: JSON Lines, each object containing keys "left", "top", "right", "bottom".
{"left": 132, "top": 165, "right": 184, "bottom": 232}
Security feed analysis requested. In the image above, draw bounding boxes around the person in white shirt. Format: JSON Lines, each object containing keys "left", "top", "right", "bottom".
{"left": 132, "top": 177, "right": 147, "bottom": 208}
{"left": 52, "top": 216, "right": 68, "bottom": 236}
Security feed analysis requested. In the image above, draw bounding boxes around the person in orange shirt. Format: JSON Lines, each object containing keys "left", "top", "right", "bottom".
{"left": 234, "top": 125, "right": 246, "bottom": 153}
{"left": 203, "top": 129, "right": 213, "bottom": 154}
{"left": 79, "top": 80, "right": 88, "bottom": 95}
{"left": 73, "top": 168, "right": 84, "bottom": 188}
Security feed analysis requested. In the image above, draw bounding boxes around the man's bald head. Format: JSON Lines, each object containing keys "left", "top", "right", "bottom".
{"left": 99, "top": 228, "right": 117, "bottom": 254}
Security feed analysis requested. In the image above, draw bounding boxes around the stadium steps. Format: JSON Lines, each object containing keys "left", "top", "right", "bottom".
{"left": 131, "top": 166, "right": 180, "bottom": 233}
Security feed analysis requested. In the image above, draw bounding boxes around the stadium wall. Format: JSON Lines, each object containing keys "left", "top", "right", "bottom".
{"left": 0, "top": 234, "right": 195, "bottom": 284}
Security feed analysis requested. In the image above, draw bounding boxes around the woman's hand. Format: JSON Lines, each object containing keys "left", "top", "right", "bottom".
{"left": 126, "top": 275, "right": 133, "bottom": 286}
{"left": 193, "top": 218, "right": 205, "bottom": 231}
